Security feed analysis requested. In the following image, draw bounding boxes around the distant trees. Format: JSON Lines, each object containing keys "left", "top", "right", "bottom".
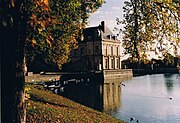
{"left": 117, "top": 0, "right": 180, "bottom": 62}
{"left": 1, "top": 0, "right": 104, "bottom": 122}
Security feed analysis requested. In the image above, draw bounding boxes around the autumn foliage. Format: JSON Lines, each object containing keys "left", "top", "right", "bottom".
{"left": 120, "top": 0, "right": 180, "bottom": 62}
{"left": 26, "top": 0, "right": 104, "bottom": 71}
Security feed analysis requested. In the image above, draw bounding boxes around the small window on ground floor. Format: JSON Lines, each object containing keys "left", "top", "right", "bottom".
{"left": 116, "top": 59, "right": 119, "bottom": 68}
{"left": 105, "top": 59, "right": 108, "bottom": 69}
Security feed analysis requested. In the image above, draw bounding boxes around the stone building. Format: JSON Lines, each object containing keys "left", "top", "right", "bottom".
{"left": 68, "top": 21, "right": 121, "bottom": 72}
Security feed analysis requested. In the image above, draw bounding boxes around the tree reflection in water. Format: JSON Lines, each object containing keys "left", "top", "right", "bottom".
{"left": 164, "top": 74, "right": 174, "bottom": 93}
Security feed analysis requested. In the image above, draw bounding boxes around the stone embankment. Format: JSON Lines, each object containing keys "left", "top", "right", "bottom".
{"left": 25, "top": 73, "right": 60, "bottom": 82}
{"left": 103, "top": 69, "right": 133, "bottom": 82}
{"left": 133, "top": 68, "right": 180, "bottom": 76}
{"left": 25, "top": 70, "right": 133, "bottom": 84}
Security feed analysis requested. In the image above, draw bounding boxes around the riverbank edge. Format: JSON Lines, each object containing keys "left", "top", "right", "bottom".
{"left": 133, "top": 68, "right": 180, "bottom": 76}
{"left": 26, "top": 84, "right": 125, "bottom": 123}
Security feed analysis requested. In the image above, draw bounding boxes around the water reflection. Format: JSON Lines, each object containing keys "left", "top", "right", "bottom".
{"left": 114, "top": 74, "right": 180, "bottom": 123}
{"left": 59, "top": 83, "right": 103, "bottom": 110}
{"left": 58, "top": 74, "right": 180, "bottom": 123}
{"left": 59, "top": 79, "right": 122, "bottom": 112}
{"left": 103, "top": 82, "right": 122, "bottom": 114}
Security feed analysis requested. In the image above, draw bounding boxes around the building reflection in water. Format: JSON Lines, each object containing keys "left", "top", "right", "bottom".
{"left": 59, "top": 79, "right": 122, "bottom": 113}
{"left": 103, "top": 80, "right": 122, "bottom": 114}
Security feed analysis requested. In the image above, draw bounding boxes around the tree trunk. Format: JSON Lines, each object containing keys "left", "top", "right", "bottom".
{"left": 1, "top": 0, "right": 27, "bottom": 122}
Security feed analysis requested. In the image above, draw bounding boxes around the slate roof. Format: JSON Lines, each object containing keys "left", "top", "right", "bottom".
{"left": 85, "top": 22, "right": 118, "bottom": 41}
{"left": 102, "top": 26, "right": 114, "bottom": 40}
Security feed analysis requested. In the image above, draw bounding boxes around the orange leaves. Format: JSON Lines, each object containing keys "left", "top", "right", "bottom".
{"left": 28, "top": 0, "right": 54, "bottom": 49}
{"left": 51, "top": 18, "right": 62, "bottom": 25}
{"left": 35, "top": 0, "right": 50, "bottom": 11}
{"left": 41, "top": 0, "right": 49, "bottom": 10}
{"left": 31, "top": 13, "right": 36, "bottom": 20}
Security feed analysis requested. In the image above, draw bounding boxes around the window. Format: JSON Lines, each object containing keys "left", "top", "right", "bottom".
{"left": 111, "top": 59, "right": 114, "bottom": 69}
{"left": 105, "top": 46, "right": 107, "bottom": 55}
{"left": 88, "top": 36, "right": 91, "bottom": 40}
{"left": 88, "top": 50, "right": 91, "bottom": 54}
{"left": 74, "top": 49, "right": 78, "bottom": 56}
{"left": 95, "top": 46, "right": 99, "bottom": 54}
{"left": 105, "top": 59, "right": 108, "bottom": 69}
{"left": 116, "top": 47, "right": 119, "bottom": 56}
{"left": 111, "top": 46, "right": 113, "bottom": 55}
{"left": 116, "top": 59, "right": 119, "bottom": 68}
{"left": 80, "top": 48, "right": 83, "bottom": 55}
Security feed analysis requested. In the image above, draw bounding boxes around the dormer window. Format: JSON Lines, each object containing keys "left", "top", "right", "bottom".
{"left": 112, "top": 36, "right": 117, "bottom": 40}
{"left": 107, "top": 35, "right": 111, "bottom": 39}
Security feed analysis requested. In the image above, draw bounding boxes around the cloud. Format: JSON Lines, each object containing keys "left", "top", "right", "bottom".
{"left": 112, "top": 7, "right": 121, "bottom": 10}
{"left": 88, "top": 0, "right": 126, "bottom": 30}
{"left": 93, "top": 10, "right": 103, "bottom": 15}
{"left": 105, "top": 12, "right": 110, "bottom": 15}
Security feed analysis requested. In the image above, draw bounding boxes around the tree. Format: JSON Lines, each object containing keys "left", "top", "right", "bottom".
{"left": 1, "top": 0, "right": 104, "bottom": 122}
{"left": 26, "top": 0, "right": 105, "bottom": 71}
{"left": 1, "top": 0, "right": 28, "bottom": 122}
{"left": 118, "top": 0, "right": 180, "bottom": 62}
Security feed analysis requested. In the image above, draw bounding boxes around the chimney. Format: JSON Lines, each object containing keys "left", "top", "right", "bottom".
{"left": 101, "top": 21, "right": 105, "bottom": 32}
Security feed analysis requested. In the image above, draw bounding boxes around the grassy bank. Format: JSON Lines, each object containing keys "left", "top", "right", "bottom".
{"left": 26, "top": 84, "right": 125, "bottom": 123}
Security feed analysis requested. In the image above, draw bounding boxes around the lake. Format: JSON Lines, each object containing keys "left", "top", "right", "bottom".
{"left": 59, "top": 73, "right": 180, "bottom": 123}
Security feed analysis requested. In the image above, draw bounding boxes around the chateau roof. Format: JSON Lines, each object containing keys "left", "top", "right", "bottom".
{"left": 85, "top": 21, "right": 118, "bottom": 41}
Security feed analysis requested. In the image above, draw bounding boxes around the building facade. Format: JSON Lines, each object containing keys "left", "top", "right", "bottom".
{"left": 69, "top": 21, "right": 121, "bottom": 72}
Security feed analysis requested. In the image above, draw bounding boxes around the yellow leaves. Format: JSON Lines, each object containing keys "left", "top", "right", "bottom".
{"left": 51, "top": 19, "right": 62, "bottom": 25}
{"left": 25, "top": 87, "right": 31, "bottom": 101}
{"left": 46, "top": 34, "right": 54, "bottom": 48}
{"left": 35, "top": 21, "right": 46, "bottom": 28}
{"left": 49, "top": 35, "right": 54, "bottom": 41}
{"left": 38, "top": 28, "right": 43, "bottom": 32}
{"left": 152, "top": 0, "right": 172, "bottom": 3}
{"left": 32, "top": 39, "right": 37, "bottom": 45}
{"left": 25, "top": 93, "right": 31, "bottom": 100}
{"left": 46, "top": 39, "right": 52, "bottom": 48}
{"left": 25, "top": 87, "right": 31, "bottom": 92}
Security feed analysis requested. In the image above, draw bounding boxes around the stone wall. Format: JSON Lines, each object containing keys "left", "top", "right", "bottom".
{"left": 103, "top": 69, "right": 133, "bottom": 82}
{"left": 25, "top": 74, "right": 60, "bottom": 82}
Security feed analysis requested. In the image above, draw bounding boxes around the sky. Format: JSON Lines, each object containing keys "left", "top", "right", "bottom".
{"left": 87, "top": 0, "right": 125, "bottom": 31}
{"left": 87, "top": 0, "right": 129, "bottom": 59}
{"left": 87, "top": 0, "right": 180, "bottom": 59}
